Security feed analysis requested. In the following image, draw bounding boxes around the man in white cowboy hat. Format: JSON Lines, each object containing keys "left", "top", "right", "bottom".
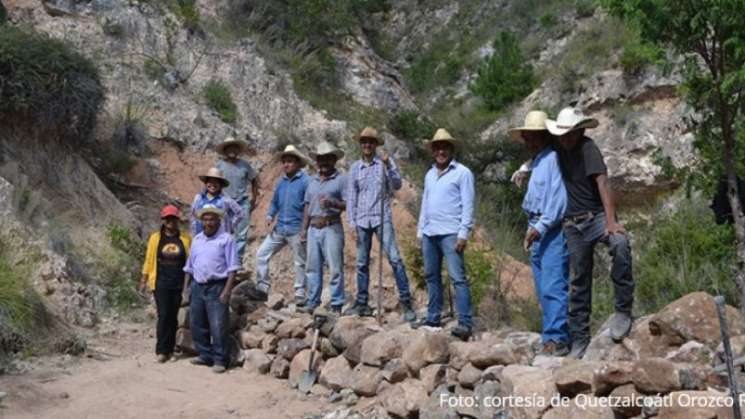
{"left": 546, "top": 106, "right": 634, "bottom": 359}
{"left": 509, "top": 111, "right": 570, "bottom": 357}
{"left": 344, "top": 127, "right": 417, "bottom": 322}
{"left": 298, "top": 141, "right": 347, "bottom": 314}
{"left": 216, "top": 136, "right": 259, "bottom": 263}
{"left": 191, "top": 167, "right": 244, "bottom": 237}
{"left": 253, "top": 145, "right": 311, "bottom": 304}
{"left": 182, "top": 204, "right": 240, "bottom": 374}
{"left": 415, "top": 128, "right": 475, "bottom": 341}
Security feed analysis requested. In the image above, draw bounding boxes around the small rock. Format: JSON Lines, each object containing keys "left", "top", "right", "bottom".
{"left": 270, "top": 356, "right": 290, "bottom": 379}
{"left": 402, "top": 331, "right": 449, "bottom": 374}
{"left": 380, "top": 379, "right": 429, "bottom": 418}
{"left": 257, "top": 318, "right": 279, "bottom": 334}
{"left": 667, "top": 340, "right": 713, "bottom": 364}
{"left": 275, "top": 318, "right": 307, "bottom": 339}
{"left": 320, "top": 356, "right": 352, "bottom": 391}
{"left": 632, "top": 358, "right": 681, "bottom": 393}
{"left": 501, "top": 365, "right": 557, "bottom": 418}
{"left": 609, "top": 384, "right": 642, "bottom": 417}
{"left": 592, "top": 361, "right": 634, "bottom": 396}
{"left": 420, "top": 364, "right": 447, "bottom": 394}
{"left": 474, "top": 380, "right": 501, "bottom": 419}
{"left": 381, "top": 358, "right": 408, "bottom": 384}
{"left": 240, "top": 330, "right": 265, "bottom": 349}
{"left": 457, "top": 363, "right": 482, "bottom": 389}
{"left": 360, "top": 330, "right": 406, "bottom": 367}
{"left": 480, "top": 365, "right": 504, "bottom": 382}
{"left": 278, "top": 338, "right": 310, "bottom": 360}
{"left": 244, "top": 349, "right": 272, "bottom": 374}
{"left": 350, "top": 364, "right": 383, "bottom": 397}
{"left": 59, "top": 392, "right": 70, "bottom": 399}
{"left": 320, "top": 338, "right": 340, "bottom": 359}
{"left": 311, "top": 383, "right": 332, "bottom": 397}
{"left": 261, "top": 334, "right": 280, "bottom": 354}
{"left": 554, "top": 361, "right": 599, "bottom": 397}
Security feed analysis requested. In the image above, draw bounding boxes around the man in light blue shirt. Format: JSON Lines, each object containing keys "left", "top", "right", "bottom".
{"left": 509, "top": 110, "right": 570, "bottom": 357}
{"left": 254, "top": 145, "right": 310, "bottom": 304}
{"left": 415, "top": 128, "right": 475, "bottom": 341}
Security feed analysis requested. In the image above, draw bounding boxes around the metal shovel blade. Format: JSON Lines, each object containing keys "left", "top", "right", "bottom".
{"left": 298, "top": 370, "right": 317, "bottom": 394}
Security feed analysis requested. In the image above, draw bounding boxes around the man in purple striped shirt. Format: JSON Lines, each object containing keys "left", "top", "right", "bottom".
{"left": 183, "top": 205, "right": 240, "bottom": 373}
{"left": 344, "top": 127, "right": 416, "bottom": 322}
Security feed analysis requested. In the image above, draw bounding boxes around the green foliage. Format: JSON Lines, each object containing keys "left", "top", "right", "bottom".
{"left": 0, "top": 26, "right": 104, "bottom": 142}
{"left": 575, "top": 0, "right": 597, "bottom": 18}
{"left": 406, "top": 42, "right": 467, "bottom": 94}
{"left": 105, "top": 225, "right": 146, "bottom": 313}
{"left": 619, "top": 37, "right": 663, "bottom": 74}
{"left": 101, "top": 18, "right": 126, "bottom": 38}
{"left": 389, "top": 111, "right": 435, "bottom": 143}
{"left": 172, "top": 0, "right": 200, "bottom": 31}
{"left": 202, "top": 80, "right": 238, "bottom": 123}
{"left": 469, "top": 32, "right": 534, "bottom": 112}
{"left": 465, "top": 249, "right": 497, "bottom": 306}
{"left": 143, "top": 58, "right": 166, "bottom": 83}
{"left": 0, "top": 256, "right": 36, "bottom": 338}
{"left": 539, "top": 12, "right": 558, "bottom": 29}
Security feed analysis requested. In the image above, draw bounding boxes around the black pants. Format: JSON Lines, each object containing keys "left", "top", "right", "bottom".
{"left": 154, "top": 286, "right": 182, "bottom": 355}
{"left": 563, "top": 212, "right": 634, "bottom": 342}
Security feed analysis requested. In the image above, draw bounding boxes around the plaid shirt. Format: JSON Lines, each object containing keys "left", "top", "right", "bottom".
{"left": 346, "top": 156, "right": 402, "bottom": 229}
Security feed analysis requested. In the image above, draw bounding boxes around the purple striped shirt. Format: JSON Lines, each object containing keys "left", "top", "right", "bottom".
{"left": 346, "top": 157, "right": 402, "bottom": 228}
{"left": 183, "top": 231, "right": 240, "bottom": 283}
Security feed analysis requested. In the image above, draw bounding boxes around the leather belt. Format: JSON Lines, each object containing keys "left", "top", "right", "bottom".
{"left": 564, "top": 211, "right": 596, "bottom": 224}
{"left": 310, "top": 216, "right": 341, "bottom": 229}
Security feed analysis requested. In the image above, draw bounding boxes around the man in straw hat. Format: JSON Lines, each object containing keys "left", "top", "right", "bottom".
{"left": 546, "top": 106, "right": 634, "bottom": 359}
{"left": 298, "top": 141, "right": 347, "bottom": 314}
{"left": 415, "top": 128, "right": 475, "bottom": 341}
{"left": 253, "top": 145, "right": 311, "bottom": 304}
{"left": 182, "top": 204, "right": 241, "bottom": 373}
{"left": 216, "top": 136, "right": 259, "bottom": 263}
{"left": 190, "top": 167, "right": 244, "bottom": 237}
{"left": 509, "top": 111, "right": 570, "bottom": 356}
{"left": 344, "top": 127, "right": 417, "bottom": 322}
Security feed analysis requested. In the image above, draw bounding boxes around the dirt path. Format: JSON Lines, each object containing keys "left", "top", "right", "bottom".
{"left": 1, "top": 324, "right": 332, "bottom": 419}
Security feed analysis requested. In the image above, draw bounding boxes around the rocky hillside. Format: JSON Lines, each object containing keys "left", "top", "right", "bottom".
{"left": 0, "top": 0, "right": 726, "bottom": 372}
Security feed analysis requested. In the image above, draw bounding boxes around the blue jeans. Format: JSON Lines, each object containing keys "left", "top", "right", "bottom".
{"left": 306, "top": 224, "right": 345, "bottom": 308}
{"left": 530, "top": 224, "right": 570, "bottom": 344}
{"left": 235, "top": 197, "right": 251, "bottom": 264}
{"left": 422, "top": 234, "right": 472, "bottom": 328}
{"left": 255, "top": 229, "right": 306, "bottom": 298}
{"left": 190, "top": 280, "right": 230, "bottom": 367}
{"left": 354, "top": 221, "right": 412, "bottom": 306}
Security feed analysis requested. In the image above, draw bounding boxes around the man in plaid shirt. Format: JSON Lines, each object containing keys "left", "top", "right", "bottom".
{"left": 344, "top": 127, "right": 417, "bottom": 322}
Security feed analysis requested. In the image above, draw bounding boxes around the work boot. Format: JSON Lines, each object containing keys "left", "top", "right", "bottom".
{"left": 157, "top": 354, "right": 169, "bottom": 363}
{"left": 343, "top": 302, "right": 373, "bottom": 317}
{"left": 608, "top": 312, "right": 632, "bottom": 343}
{"left": 330, "top": 305, "right": 342, "bottom": 315}
{"left": 451, "top": 325, "right": 472, "bottom": 342}
{"left": 294, "top": 295, "right": 306, "bottom": 306}
{"left": 402, "top": 301, "right": 417, "bottom": 323}
{"left": 539, "top": 341, "right": 569, "bottom": 357}
{"left": 190, "top": 357, "right": 212, "bottom": 367}
{"left": 296, "top": 302, "right": 318, "bottom": 314}
{"left": 568, "top": 337, "right": 590, "bottom": 360}
{"left": 411, "top": 318, "right": 441, "bottom": 330}
{"left": 211, "top": 364, "right": 226, "bottom": 374}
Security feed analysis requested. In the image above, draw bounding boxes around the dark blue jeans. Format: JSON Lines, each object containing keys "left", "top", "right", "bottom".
{"left": 354, "top": 221, "right": 412, "bottom": 306}
{"left": 563, "top": 212, "right": 634, "bottom": 342}
{"left": 190, "top": 280, "right": 230, "bottom": 367}
{"left": 422, "top": 234, "right": 473, "bottom": 328}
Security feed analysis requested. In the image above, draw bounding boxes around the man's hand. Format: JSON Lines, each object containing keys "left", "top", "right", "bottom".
{"left": 510, "top": 161, "right": 532, "bottom": 188}
{"left": 605, "top": 221, "right": 626, "bottom": 236}
{"left": 523, "top": 228, "right": 540, "bottom": 252}
{"left": 380, "top": 150, "right": 390, "bottom": 167}
{"left": 300, "top": 230, "right": 307, "bottom": 243}
{"left": 219, "top": 289, "right": 230, "bottom": 305}
{"left": 350, "top": 227, "right": 358, "bottom": 243}
{"left": 455, "top": 238, "right": 467, "bottom": 253}
{"left": 181, "top": 287, "right": 190, "bottom": 306}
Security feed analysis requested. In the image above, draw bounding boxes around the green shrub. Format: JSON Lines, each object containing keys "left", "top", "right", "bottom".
{"left": 173, "top": 0, "right": 200, "bottom": 31}
{"left": 202, "top": 80, "right": 238, "bottom": 123}
{"left": 101, "top": 18, "right": 126, "bottom": 38}
{"left": 389, "top": 111, "right": 435, "bottom": 143}
{"left": 0, "top": 256, "right": 35, "bottom": 339}
{"left": 539, "top": 12, "right": 557, "bottom": 29}
{"left": 105, "top": 225, "right": 146, "bottom": 313}
{"left": 469, "top": 32, "right": 534, "bottom": 112}
{"left": 1, "top": 1, "right": 8, "bottom": 25}
{"left": 0, "top": 26, "right": 104, "bottom": 142}
{"left": 619, "top": 41, "right": 663, "bottom": 74}
{"left": 575, "top": 0, "right": 596, "bottom": 18}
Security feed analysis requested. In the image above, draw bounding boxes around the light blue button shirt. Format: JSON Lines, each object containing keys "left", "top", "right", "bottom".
{"left": 522, "top": 147, "right": 567, "bottom": 236}
{"left": 417, "top": 160, "right": 475, "bottom": 240}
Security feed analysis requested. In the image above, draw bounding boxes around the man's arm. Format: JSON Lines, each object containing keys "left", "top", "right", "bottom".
{"left": 267, "top": 182, "right": 280, "bottom": 227}
{"left": 455, "top": 169, "right": 476, "bottom": 252}
{"left": 345, "top": 164, "right": 358, "bottom": 226}
{"left": 301, "top": 202, "right": 310, "bottom": 241}
{"left": 594, "top": 173, "right": 625, "bottom": 235}
{"left": 417, "top": 172, "right": 429, "bottom": 241}
{"left": 384, "top": 155, "right": 403, "bottom": 191}
{"left": 220, "top": 237, "right": 241, "bottom": 304}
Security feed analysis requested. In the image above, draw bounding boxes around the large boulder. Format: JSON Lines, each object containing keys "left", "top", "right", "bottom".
{"left": 449, "top": 340, "right": 519, "bottom": 370}
{"left": 609, "top": 384, "right": 643, "bottom": 417}
{"left": 360, "top": 330, "right": 407, "bottom": 367}
{"left": 350, "top": 364, "right": 383, "bottom": 397}
{"left": 584, "top": 316, "right": 670, "bottom": 362}
{"left": 277, "top": 338, "right": 310, "bottom": 360}
{"left": 457, "top": 363, "right": 482, "bottom": 389}
{"left": 380, "top": 379, "right": 429, "bottom": 418}
{"left": 229, "top": 281, "right": 265, "bottom": 315}
{"left": 289, "top": 349, "right": 323, "bottom": 388}
{"left": 176, "top": 328, "right": 196, "bottom": 355}
{"left": 243, "top": 349, "right": 272, "bottom": 374}
{"left": 275, "top": 318, "right": 307, "bottom": 339}
{"left": 402, "top": 331, "right": 450, "bottom": 374}
{"left": 631, "top": 358, "right": 681, "bottom": 393}
{"left": 239, "top": 330, "right": 265, "bottom": 349}
{"left": 648, "top": 292, "right": 745, "bottom": 349}
{"left": 501, "top": 365, "right": 557, "bottom": 419}
{"left": 329, "top": 317, "right": 377, "bottom": 353}
{"left": 474, "top": 380, "right": 502, "bottom": 419}
{"left": 592, "top": 361, "right": 634, "bottom": 396}
{"left": 554, "top": 361, "right": 600, "bottom": 397}
{"left": 319, "top": 356, "right": 352, "bottom": 391}
{"left": 270, "top": 356, "right": 290, "bottom": 379}
{"left": 381, "top": 358, "right": 409, "bottom": 384}
{"left": 420, "top": 364, "right": 447, "bottom": 394}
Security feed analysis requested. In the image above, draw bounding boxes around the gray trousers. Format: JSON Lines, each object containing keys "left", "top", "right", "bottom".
{"left": 255, "top": 229, "right": 307, "bottom": 298}
{"left": 563, "top": 212, "right": 634, "bottom": 342}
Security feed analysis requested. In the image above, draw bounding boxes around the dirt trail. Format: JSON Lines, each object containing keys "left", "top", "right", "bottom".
{"left": 1, "top": 323, "right": 331, "bottom": 419}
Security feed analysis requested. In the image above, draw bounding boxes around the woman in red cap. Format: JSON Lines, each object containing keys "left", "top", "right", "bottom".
{"left": 140, "top": 205, "right": 192, "bottom": 362}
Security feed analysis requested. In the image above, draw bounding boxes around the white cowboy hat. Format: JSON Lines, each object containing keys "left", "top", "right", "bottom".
{"left": 197, "top": 204, "right": 224, "bottom": 219}
{"left": 279, "top": 144, "right": 309, "bottom": 167}
{"left": 309, "top": 141, "right": 344, "bottom": 160}
{"left": 425, "top": 128, "right": 457, "bottom": 147}
{"left": 545, "top": 107, "right": 599, "bottom": 136}
{"left": 216, "top": 136, "right": 249, "bottom": 156}
{"left": 357, "top": 126, "right": 384, "bottom": 145}
{"left": 198, "top": 167, "right": 230, "bottom": 187}
{"left": 508, "top": 111, "right": 549, "bottom": 142}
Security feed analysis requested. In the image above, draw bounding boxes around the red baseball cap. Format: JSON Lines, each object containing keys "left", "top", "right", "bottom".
{"left": 160, "top": 205, "right": 181, "bottom": 219}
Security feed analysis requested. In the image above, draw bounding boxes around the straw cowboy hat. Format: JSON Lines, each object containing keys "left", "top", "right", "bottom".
{"left": 198, "top": 167, "right": 230, "bottom": 187}
{"left": 279, "top": 144, "right": 309, "bottom": 167}
{"left": 357, "top": 126, "right": 384, "bottom": 145}
{"left": 196, "top": 204, "right": 224, "bottom": 219}
{"left": 309, "top": 141, "right": 344, "bottom": 160}
{"left": 546, "top": 107, "right": 599, "bottom": 136}
{"left": 216, "top": 136, "right": 249, "bottom": 156}
{"left": 508, "top": 111, "right": 550, "bottom": 142}
{"left": 426, "top": 128, "right": 457, "bottom": 147}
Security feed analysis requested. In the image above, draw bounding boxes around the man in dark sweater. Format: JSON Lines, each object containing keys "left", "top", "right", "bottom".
{"left": 546, "top": 107, "right": 634, "bottom": 359}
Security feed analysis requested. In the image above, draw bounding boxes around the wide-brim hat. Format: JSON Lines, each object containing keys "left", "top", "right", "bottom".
{"left": 357, "top": 126, "right": 384, "bottom": 145}
{"left": 197, "top": 204, "right": 224, "bottom": 219}
{"left": 198, "top": 167, "right": 230, "bottom": 187}
{"left": 216, "top": 136, "right": 249, "bottom": 156}
{"left": 508, "top": 110, "right": 550, "bottom": 142}
{"left": 425, "top": 128, "right": 457, "bottom": 148}
{"left": 545, "top": 107, "right": 599, "bottom": 136}
{"left": 279, "top": 144, "right": 309, "bottom": 167}
{"left": 309, "top": 141, "right": 344, "bottom": 160}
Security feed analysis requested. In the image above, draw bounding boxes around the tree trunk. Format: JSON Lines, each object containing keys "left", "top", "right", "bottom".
{"left": 721, "top": 111, "right": 745, "bottom": 312}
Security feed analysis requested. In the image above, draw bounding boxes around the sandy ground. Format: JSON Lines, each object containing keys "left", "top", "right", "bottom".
{"left": 0, "top": 324, "right": 331, "bottom": 419}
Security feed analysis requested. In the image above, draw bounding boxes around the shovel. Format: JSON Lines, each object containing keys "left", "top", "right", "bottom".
{"left": 298, "top": 314, "right": 327, "bottom": 393}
